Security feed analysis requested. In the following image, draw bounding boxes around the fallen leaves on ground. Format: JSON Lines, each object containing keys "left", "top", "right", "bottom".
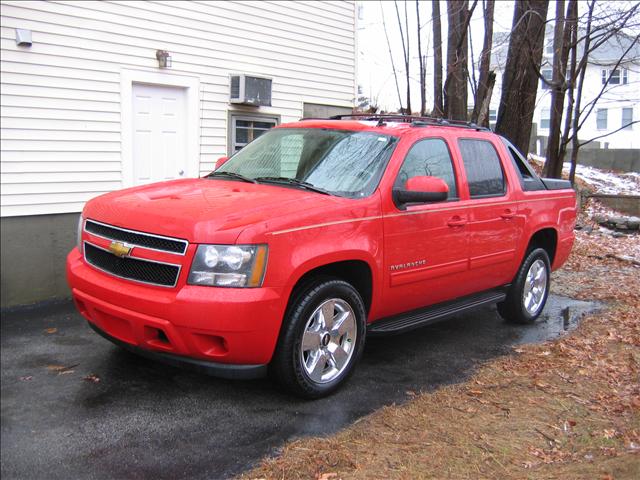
{"left": 83, "top": 374, "right": 100, "bottom": 383}
{"left": 242, "top": 231, "right": 640, "bottom": 480}
{"left": 46, "top": 364, "right": 78, "bottom": 375}
{"left": 44, "top": 327, "right": 58, "bottom": 334}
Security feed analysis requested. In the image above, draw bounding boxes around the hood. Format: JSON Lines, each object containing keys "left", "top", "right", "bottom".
{"left": 83, "top": 178, "right": 346, "bottom": 244}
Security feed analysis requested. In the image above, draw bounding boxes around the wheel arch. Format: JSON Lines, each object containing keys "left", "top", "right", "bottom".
{"left": 525, "top": 228, "right": 558, "bottom": 265}
{"left": 286, "top": 258, "right": 375, "bottom": 316}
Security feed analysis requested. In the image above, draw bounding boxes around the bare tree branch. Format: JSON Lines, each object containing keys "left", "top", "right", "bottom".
{"left": 578, "top": 121, "right": 639, "bottom": 147}
{"left": 381, "top": 1, "right": 404, "bottom": 111}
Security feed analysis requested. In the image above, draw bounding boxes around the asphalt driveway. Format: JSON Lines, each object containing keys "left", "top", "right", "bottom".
{"left": 1, "top": 294, "right": 597, "bottom": 480}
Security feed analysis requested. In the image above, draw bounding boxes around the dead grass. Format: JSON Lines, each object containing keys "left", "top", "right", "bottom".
{"left": 242, "top": 232, "right": 640, "bottom": 480}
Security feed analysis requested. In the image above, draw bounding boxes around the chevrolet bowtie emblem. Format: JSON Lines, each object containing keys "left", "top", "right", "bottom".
{"left": 108, "top": 241, "right": 132, "bottom": 258}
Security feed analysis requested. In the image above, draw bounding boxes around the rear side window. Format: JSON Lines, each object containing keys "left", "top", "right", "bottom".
{"left": 394, "top": 138, "right": 458, "bottom": 199}
{"left": 458, "top": 139, "right": 506, "bottom": 198}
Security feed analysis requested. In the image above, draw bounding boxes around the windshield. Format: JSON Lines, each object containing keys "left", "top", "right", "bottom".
{"left": 214, "top": 128, "right": 397, "bottom": 197}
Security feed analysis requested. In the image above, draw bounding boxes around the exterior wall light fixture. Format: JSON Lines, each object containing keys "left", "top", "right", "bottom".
{"left": 156, "top": 50, "right": 172, "bottom": 68}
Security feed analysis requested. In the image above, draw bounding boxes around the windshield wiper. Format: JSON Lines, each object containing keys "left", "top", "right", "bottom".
{"left": 206, "top": 171, "right": 257, "bottom": 184}
{"left": 254, "top": 177, "right": 332, "bottom": 195}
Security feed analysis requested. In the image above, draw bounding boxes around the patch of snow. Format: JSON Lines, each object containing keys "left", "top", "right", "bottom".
{"left": 563, "top": 163, "right": 640, "bottom": 195}
{"left": 526, "top": 153, "right": 639, "bottom": 195}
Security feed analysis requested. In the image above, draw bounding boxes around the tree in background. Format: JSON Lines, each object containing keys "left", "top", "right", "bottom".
{"left": 470, "top": 0, "right": 495, "bottom": 127}
{"left": 495, "top": 0, "right": 549, "bottom": 156}
{"left": 431, "top": 0, "right": 444, "bottom": 116}
{"left": 381, "top": 1, "right": 404, "bottom": 112}
{"left": 395, "top": 0, "right": 412, "bottom": 113}
{"left": 416, "top": 0, "right": 427, "bottom": 115}
{"left": 444, "top": 0, "right": 477, "bottom": 120}
{"left": 543, "top": 0, "right": 577, "bottom": 179}
{"left": 541, "top": 1, "right": 639, "bottom": 181}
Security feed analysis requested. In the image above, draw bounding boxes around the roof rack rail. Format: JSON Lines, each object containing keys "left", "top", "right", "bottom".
{"left": 319, "top": 113, "right": 490, "bottom": 131}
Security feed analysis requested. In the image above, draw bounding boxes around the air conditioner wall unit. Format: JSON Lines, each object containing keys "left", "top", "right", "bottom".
{"left": 229, "top": 74, "right": 272, "bottom": 107}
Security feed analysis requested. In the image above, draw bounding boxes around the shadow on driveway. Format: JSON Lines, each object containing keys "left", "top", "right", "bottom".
{"left": 1, "top": 294, "right": 597, "bottom": 480}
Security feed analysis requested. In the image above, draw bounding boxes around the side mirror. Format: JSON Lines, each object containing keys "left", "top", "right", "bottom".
{"left": 214, "top": 156, "right": 229, "bottom": 170}
{"left": 393, "top": 176, "right": 449, "bottom": 207}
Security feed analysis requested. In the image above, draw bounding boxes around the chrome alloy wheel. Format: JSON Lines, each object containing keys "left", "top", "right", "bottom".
{"left": 523, "top": 259, "right": 548, "bottom": 315}
{"left": 300, "top": 298, "right": 357, "bottom": 384}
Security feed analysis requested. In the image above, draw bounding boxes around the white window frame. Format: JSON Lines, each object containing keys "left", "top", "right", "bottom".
{"left": 120, "top": 69, "right": 200, "bottom": 188}
{"left": 602, "top": 68, "right": 626, "bottom": 85}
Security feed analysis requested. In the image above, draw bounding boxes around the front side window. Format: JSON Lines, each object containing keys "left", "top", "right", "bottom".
{"left": 458, "top": 139, "right": 506, "bottom": 198}
{"left": 216, "top": 128, "right": 397, "bottom": 198}
{"left": 597, "top": 108, "right": 608, "bottom": 130}
{"left": 394, "top": 138, "right": 458, "bottom": 199}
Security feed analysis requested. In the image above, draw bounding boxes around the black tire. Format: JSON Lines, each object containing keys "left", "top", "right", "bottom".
{"left": 270, "top": 278, "right": 367, "bottom": 399}
{"left": 497, "top": 248, "right": 551, "bottom": 324}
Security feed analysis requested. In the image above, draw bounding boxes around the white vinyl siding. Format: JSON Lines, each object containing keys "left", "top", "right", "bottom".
{"left": 0, "top": 0, "right": 356, "bottom": 216}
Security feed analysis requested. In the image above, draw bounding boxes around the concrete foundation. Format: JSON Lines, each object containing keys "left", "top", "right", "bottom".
{"left": 1, "top": 213, "right": 78, "bottom": 308}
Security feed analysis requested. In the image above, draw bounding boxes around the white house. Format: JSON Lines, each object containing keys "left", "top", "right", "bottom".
{"left": 0, "top": 0, "right": 356, "bottom": 307}
{"left": 489, "top": 29, "right": 639, "bottom": 151}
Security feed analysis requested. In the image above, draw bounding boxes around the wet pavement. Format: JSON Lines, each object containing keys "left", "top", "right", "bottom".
{"left": 1, "top": 294, "right": 598, "bottom": 480}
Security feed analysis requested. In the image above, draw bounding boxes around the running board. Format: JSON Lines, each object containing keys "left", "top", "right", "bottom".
{"left": 368, "top": 289, "right": 507, "bottom": 336}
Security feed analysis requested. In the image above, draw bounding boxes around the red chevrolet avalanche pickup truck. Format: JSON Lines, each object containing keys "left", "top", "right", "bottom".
{"left": 67, "top": 115, "right": 576, "bottom": 398}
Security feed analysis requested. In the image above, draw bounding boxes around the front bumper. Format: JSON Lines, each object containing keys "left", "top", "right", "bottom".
{"left": 66, "top": 248, "right": 288, "bottom": 369}
{"left": 87, "top": 321, "right": 267, "bottom": 379}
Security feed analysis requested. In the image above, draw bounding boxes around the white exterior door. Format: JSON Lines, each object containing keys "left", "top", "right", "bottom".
{"left": 132, "top": 83, "right": 187, "bottom": 185}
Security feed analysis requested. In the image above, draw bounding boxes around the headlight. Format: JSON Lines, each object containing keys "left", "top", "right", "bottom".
{"left": 77, "top": 214, "right": 84, "bottom": 252}
{"left": 188, "top": 244, "right": 268, "bottom": 287}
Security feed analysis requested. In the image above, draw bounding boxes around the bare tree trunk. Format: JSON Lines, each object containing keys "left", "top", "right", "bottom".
{"left": 568, "top": 3, "right": 594, "bottom": 184}
{"left": 543, "top": 0, "right": 577, "bottom": 179}
{"left": 444, "top": 0, "right": 476, "bottom": 121}
{"left": 471, "top": 0, "right": 495, "bottom": 124}
{"left": 432, "top": 0, "right": 444, "bottom": 116}
{"left": 395, "top": 0, "right": 412, "bottom": 114}
{"left": 558, "top": 1, "right": 578, "bottom": 169}
{"left": 381, "top": 2, "right": 403, "bottom": 111}
{"left": 476, "top": 71, "right": 496, "bottom": 127}
{"left": 495, "top": 0, "right": 549, "bottom": 155}
{"left": 416, "top": 0, "right": 427, "bottom": 115}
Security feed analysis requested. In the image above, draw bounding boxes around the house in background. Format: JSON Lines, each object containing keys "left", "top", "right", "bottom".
{"left": 489, "top": 29, "right": 639, "bottom": 155}
{"left": 0, "top": 0, "right": 356, "bottom": 308}
{"left": 534, "top": 32, "right": 639, "bottom": 151}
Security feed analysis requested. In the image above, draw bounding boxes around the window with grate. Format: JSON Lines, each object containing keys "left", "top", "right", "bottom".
{"left": 230, "top": 115, "right": 278, "bottom": 154}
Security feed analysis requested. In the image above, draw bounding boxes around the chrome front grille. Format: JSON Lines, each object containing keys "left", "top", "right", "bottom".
{"left": 83, "top": 219, "right": 187, "bottom": 287}
{"left": 84, "top": 219, "right": 188, "bottom": 255}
